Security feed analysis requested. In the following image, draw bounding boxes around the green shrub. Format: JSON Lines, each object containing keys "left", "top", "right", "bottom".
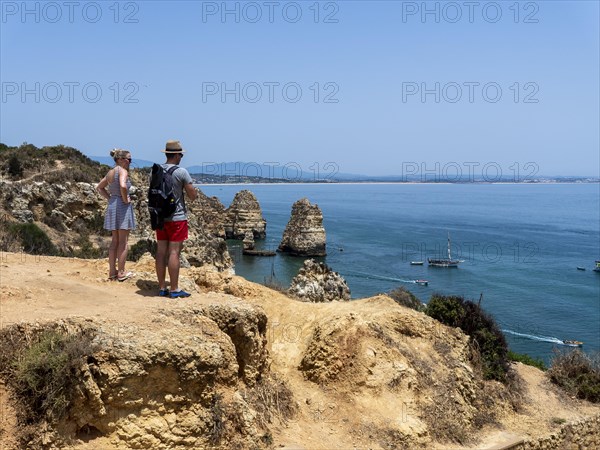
{"left": 128, "top": 238, "right": 157, "bottom": 261}
{"left": 425, "top": 294, "right": 509, "bottom": 382}
{"left": 388, "top": 286, "right": 424, "bottom": 311}
{"left": 508, "top": 351, "right": 547, "bottom": 371}
{"left": 9, "top": 223, "right": 58, "bottom": 255}
{"left": 0, "top": 329, "right": 95, "bottom": 422}
{"left": 72, "top": 234, "right": 105, "bottom": 259}
{"left": 0, "top": 143, "right": 108, "bottom": 183}
{"left": 548, "top": 350, "right": 600, "bottom": 403}
{"left": 7, "top": 153, "right": 23, "bottom": 178}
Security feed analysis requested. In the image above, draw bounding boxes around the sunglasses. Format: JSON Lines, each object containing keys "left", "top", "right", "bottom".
{"left": 122, "top": 157, "right": 132, "bottom": 162}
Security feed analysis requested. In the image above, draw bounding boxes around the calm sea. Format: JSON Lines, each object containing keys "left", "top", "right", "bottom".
{"left": 199, "top": 183, "right": 600, "bottom": 363}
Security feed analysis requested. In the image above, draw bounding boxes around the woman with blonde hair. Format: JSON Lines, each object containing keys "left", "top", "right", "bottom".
{"left": 96, "top": 148, "right": 136, "bottom": 281}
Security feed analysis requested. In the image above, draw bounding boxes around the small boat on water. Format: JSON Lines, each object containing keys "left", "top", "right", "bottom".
{"left": 410, "top": 261, "right": 424, "bottom": 265}
{"left": 577, "top": 267, "right": 586, "bottom": 271}
{"left": 415, "top": 279, "right": 429, "bottom": 286}
{"left": 428, "top": 233, "right": 463, "bottom": 268}
{"left": 562, "top": 340, "right": 584, "bottom": 347}
{"left": 594, "top": 260, "right": 600, "bottom": 273}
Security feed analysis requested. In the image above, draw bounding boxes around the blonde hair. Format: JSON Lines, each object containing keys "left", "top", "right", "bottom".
{"left": 110, "top": 148, "right": 130, "bottom": 161}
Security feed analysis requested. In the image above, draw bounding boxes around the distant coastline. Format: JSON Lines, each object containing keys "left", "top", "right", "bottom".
{"left": 87, "top": 156, "right": 599, "bottom": 185}
{"left": 194, "top": 181, "right": 600, "bottom": 186}
{"left": 192, "top": 177, "right": 600, "bottom": 185}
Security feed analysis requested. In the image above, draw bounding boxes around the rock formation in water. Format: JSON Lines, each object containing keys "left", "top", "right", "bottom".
{"left": 243, "top": 231, "right": 255, "bottom": 250}
{"left": 223, "top": 190, "right": 267, "bottom": 240}
{"left": 288, "top": 259, "right": 350, "bottom": 302}
{"left": 278, "top": 198, "right": 326, "bottom": 256}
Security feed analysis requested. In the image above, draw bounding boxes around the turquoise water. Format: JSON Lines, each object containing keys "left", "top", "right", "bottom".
{"left": 199, "top": 183, "right": 600, "bottom": 363}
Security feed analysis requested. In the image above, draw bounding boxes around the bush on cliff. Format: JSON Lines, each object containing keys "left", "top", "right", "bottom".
{"left": 387, "top": 286, "right": 424, "bottom": 312}
{"left": 548, "top": 349, "right": 600, "bottom": 403}
{"left": 425, "top": 294, "right": 509, "bottom": 382}
{"left": 0, "top": 328, "right": 95, "bottom": 425}
{"left": 127, "top": 238, "right": 157, "bottom": 261}
{"left": 508, "top": 351, "right": 547, "bottom": 371}
{"left": 7, "top": 153, "right": 23, "bottom": 178}
{"left": 8, "top": 223, "right": 58, "bottom": 255}
{"left": 0, "top": 143, "right": 107, "bottom": 183}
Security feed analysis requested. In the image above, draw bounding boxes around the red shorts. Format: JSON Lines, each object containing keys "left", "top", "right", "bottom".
{"left": 156, "top": 220, "right": 188, "bottom": 242}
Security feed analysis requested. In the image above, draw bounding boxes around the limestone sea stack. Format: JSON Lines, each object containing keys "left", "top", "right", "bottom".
{"left": 224, "top": 190, "right": 267, "bottom": 240}
{"left": 278, "top": 198, "right": 326, "bottom": 256}
{"left": 288, "top": 259, "right": 350, "bottom": 302}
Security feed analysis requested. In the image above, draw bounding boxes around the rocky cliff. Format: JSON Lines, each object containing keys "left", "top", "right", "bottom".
{"left": 0, "top": 253, "right": 599, "bottom": 449}
{"left": 223, "top": 190, "right": 267, "bottom": 240}
{"left": 0, "top": 170, "right": 234, "bottom": 272}
{"left": 288, "top": 259, "right": 351, "bottom": 302}
{"left": 0, "top": 304, "right": 273, "bottom": 449}
{"left": 0, "top": 180, "right": 103, "bottom": 233}
{"left": 278, "top": 198, "right": 326, "bottom": 256}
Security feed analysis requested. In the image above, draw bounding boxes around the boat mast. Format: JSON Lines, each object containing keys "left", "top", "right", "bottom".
{"left": 447, "top": 232, "right": 451, "bottom": 260}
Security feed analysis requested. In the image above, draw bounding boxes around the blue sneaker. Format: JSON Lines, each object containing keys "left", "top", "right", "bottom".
{"left": 158, "top": 289, "right": 170, "bottom": 297}
{"left": 169, "top": 290, "right": 191, "bottom": 298}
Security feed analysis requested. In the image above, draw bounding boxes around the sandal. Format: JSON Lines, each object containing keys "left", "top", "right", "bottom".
{"left": 108, "top": 274, "right": 118, "bottom": 281}
{"left": 117, "top": 271, "right": 134, "bottom": 282}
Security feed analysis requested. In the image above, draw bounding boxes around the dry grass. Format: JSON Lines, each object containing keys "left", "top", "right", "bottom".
{"left": 548, "top": 349, "right": 600, "bottom": 403}
{"left": 0, "top": 326, "right": 96, "bottom": 447}
{"left": 241, "top": 374, "right": 297, "bottom": 428}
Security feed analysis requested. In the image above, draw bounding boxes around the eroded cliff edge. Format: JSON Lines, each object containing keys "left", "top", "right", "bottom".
{"left": 1, "top": 253, "right": 599, "bottom": 450}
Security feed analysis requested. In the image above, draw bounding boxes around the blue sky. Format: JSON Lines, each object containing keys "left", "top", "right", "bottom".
{"left": 1, "top": 1, "right": 599, "bottom": 177}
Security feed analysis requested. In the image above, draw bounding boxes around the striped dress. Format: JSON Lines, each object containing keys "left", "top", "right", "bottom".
{"left": 103, "top": 167, "right": 136, "bottom": 231}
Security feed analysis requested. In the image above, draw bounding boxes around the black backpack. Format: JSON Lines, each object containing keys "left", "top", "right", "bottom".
{"left": 148, "top": 163, "right": 178, "bottom": 230}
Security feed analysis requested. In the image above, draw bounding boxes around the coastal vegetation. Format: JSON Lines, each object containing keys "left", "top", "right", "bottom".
{"left": 548, "top": 349, "right": 600, "bottom": 403}
{"left": 387, "top": 286, "right": 425, "bottom": 312}
{"left": 0, "top": 142, "right": 108, "bottom": 183}
{"left": 508, "top": 350, "right": 547, "bottom": 371}
{"left": 7, "top": 222, "right": 58, "bottom": 256}
{"left": 0, "top": 327, "right": 95, "bottom": 445}
{"left": 424, "top": 294, "right": 510, "bottom": 382}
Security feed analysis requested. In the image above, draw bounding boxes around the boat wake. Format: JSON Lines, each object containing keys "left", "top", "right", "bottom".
{"left": 502, "top": 329, "right": 563, "bottom": 345}
{"left": 346, "top": 271, "right": 417, "bottom": 284}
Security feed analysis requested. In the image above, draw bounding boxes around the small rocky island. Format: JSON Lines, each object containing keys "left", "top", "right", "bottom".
{"left": 278, "top": 198, "right": 326, "bottom": 256}
{"left": 288, "top": 259, "right": 350, "bottom": 302}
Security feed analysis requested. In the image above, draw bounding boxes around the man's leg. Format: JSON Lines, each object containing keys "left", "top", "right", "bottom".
{"left": 167, "top": 241, "right": 184, "bottom": 291}
{"left": 156, "top": 239, "right": 169, "bottom": 290}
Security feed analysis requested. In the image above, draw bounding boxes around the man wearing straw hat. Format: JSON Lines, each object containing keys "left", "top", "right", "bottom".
{"left": 155, "top": 140, "right": 197, "bottom": 298}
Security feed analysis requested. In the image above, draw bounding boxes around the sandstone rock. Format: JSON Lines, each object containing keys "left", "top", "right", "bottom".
{"left": 0, "top": 180, "right": 104, "bottom": 231}
{"left": 0, "top": 175, "right": 234, "bottom": 273}
{"left": 193, "top": 303, "right": 270, "bottom": 386}
{"left": 224, "top": 190, "right": 267, "bottom": 240}
{"left": 0, "top": 301, "right": 273, "bottom": 449}
{"left": 190, "top": 189, "right": 227, "bottom": 239}
{"left": 278, "top": 198, "right": 326, "bottom": 256}
{"left": 288, "top": 259, "right": 350, "bottom": 302}
{"left": 243, "top": 231, "right": 255, "bottom": 250}
{"left": 185, "top": 232, "right": 234, "bottom": 273}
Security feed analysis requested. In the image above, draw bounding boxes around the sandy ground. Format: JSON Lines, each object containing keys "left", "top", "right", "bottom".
{"left": 1, "top": 252, "right": 599, "bottom": 450}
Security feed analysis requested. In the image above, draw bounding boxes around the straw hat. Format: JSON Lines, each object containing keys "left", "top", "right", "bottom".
{"left": 161, "top": 140, "right": 186, "bottom": 153}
